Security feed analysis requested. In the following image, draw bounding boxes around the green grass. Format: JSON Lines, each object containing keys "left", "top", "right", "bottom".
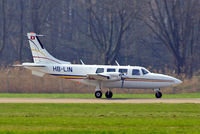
{"left": 0, "top": 92, "right": 200, "bottom": 98}
{"left": 0, "top": 103, "right": 199, "bottom": 134}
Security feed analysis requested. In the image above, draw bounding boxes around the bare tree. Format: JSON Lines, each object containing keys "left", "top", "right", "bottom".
{"left": 18, "top": 0, "right": 24, "bottom": 62}
{"left": 145, "top": 0, "right": 200, "bottom": 76}
{"left": 79, "top": 0, "right": 141, "bottom": 64}
{"left": 0, "top": 0, "right": 6, "bottom": 56}
{"left": 0, "top": 0, "right": 199, "bottom": 76}
{"left": 30, "top": 0, "right": 57, "bottom": 33}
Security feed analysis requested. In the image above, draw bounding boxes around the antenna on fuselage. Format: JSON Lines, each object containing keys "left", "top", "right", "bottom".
{"left": 80, "top": 59, "right": 85, "bottom": 65}
{"left": 115, "top": 60, "right": 120, "bottom": 66}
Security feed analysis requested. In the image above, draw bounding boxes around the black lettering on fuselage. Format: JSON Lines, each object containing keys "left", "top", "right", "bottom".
{"left": 53, "top": 66, "right": 73, "bottom": 72}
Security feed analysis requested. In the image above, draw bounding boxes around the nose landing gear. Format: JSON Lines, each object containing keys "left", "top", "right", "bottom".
{"left": 155, "top": 91, "right": 162, "bottom": 98}
{"left": 154, "top": 89, "right": 162, "bottom": 98}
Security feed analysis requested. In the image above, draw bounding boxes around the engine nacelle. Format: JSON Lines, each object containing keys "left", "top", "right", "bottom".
{"left": 105, "top": 72, "right": 122, "bottom": 81}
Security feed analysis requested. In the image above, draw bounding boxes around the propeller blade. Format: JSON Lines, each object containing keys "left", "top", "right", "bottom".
{"left": 121, "top": 79, "right": 124, "bottom": 88}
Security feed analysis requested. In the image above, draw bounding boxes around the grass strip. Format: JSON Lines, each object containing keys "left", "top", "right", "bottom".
{"left": 0, "top": 103, "right": 199, "bottom": 133}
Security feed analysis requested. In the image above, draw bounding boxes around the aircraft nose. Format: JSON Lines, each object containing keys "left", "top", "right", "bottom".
{"left": 174, "top": 78, "right": 182, "bottom": 84}
{"left": 163, "top": 75, "right": 182, "bottom": 85}
{"left": 175, "top": 79, "right": 182, "bottom": 84}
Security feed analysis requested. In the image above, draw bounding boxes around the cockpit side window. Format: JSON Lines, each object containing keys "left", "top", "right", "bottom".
{"left": 119, "top": 69, "right": 128, "bottom": 74}
{"left": 142, "top": 69, "right": 149, "bottom": 75}
{"left": 96, "top": 68, "right": 104, "bottom": 73}
{"left": 107, "top": 68, "right": 116, "bottom": 72}
{"left": 132, "top": 69, "right": 140, "bottom": 75}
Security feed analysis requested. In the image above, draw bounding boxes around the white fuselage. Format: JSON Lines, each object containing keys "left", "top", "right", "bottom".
{"left": 25, "top": 63, "right": 182, "bottom": 89}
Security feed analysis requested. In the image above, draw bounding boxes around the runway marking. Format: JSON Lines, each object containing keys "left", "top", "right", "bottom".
{"left": 0, "top": 98, "right": 200, "bottom": 103}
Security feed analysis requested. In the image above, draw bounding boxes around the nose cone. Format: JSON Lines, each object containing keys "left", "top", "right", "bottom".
{"left": 174, "top": 78, "right": 182, "bottom": 84}
{"left": 149, "top": 73, "right": 182, "bottom": 86}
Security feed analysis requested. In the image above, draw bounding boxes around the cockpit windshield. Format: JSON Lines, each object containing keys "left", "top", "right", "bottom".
{"left": 141, "top": 68, "right": 150, "bottom": 75}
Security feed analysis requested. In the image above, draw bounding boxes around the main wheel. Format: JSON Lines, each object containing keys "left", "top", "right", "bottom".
{"left": 155, "top": 91, "right": 162, "bottom": 98}
{"left": 105, "top": 91, "right": 113, "bottom": 98}
{"left": 95, "top": 91, "right": 102, "bottom": 98}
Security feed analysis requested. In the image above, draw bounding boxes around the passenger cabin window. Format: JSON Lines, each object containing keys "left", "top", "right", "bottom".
{"left": 107, "top": 68, "right": 116, "bottom": 72}
{"left": 132, "top": 69, "right": 140, "bottom": 75}
{"left": 96, "top": 68, "right": 104, "bottom": 73}
{"left": 119, "top": 69, "right": 128, "bottom": 74}
{"left": 142, "top": 69, "right": 149, "bottom": 75}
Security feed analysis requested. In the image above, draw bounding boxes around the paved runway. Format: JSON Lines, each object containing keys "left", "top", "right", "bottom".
{"left": 0, "top": 98, "right": 200, "bottom": 103}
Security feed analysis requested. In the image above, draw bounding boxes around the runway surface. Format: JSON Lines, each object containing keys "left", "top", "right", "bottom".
{"left": 0, "top": 98, "right": 200, "bottom": 103}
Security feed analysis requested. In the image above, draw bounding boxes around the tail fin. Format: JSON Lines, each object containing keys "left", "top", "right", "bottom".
{"left": 27, "top": 32, "right": 70, "bottom": 64}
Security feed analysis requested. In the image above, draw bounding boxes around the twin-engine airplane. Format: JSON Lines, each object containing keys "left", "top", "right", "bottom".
{"left": 15, "top": 32, "right": 182, "bottom": 98}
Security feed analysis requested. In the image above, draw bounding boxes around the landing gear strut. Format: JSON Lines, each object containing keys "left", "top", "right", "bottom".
{"left": 154, "top": 89, "right": 162, "bottom": 98}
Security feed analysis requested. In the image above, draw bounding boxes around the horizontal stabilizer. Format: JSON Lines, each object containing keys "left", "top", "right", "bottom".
{"left": 13, "top": 63, "right": 46, "bottom": 68}
{"left": 32, "top": 70, "right": 45, "bottom": 77}
{"left": 12, "top": 64, "right": 23, "bottom": 67}
{"left": 22, "top": 63, "right": 46, "bottom": 67}
{"left": 13, "top": 63, "right": 46, "bottom": 77}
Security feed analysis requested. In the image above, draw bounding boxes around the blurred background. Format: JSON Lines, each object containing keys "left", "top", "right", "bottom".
{"left": 0, "top": 0, "right": 199, "bottom": 93}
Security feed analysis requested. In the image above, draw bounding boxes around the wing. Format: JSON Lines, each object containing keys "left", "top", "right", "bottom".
{"left": 86, "top": 73, "right": 121, "bottom": 81}
{"left": 86, "top": 73, "right": 109, "bottom": 81}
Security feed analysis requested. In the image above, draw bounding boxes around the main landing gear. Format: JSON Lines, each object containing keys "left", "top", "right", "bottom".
{"left": 95, "top": 90, "right": 113, "bottom": 98}
{"left": 105, "top": 90, "right": 113, "bottom": 98}
{"left": 95, "top": 84, "right": 113, "bottom": 98}
{"left": 154, "top": 88, "right": 162, "bottom": 98}
{"left": 95, "top": 91, "right": 102, "bottom": 98}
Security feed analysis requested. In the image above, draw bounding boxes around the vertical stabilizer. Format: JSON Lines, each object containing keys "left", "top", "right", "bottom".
{"left": 27, "top": 32, "right": 70, "bottom": 64}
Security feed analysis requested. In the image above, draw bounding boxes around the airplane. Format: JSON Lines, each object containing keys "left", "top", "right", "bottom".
{"left": 15, "top": 32, "right": 182, "bottom": 99}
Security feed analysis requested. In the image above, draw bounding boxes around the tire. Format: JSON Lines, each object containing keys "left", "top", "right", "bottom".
{"left": 95, "top": 91, "right": 102, "bottom": 98}
{"left": 155, "top": 91, "right": 162, "bottom": 98}
{"left": 105, "top": 91, "right": 113, "bottom": 98}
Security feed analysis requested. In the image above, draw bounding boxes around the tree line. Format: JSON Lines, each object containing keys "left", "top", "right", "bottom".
{"left": 0, "top": 0, "right": 199, "bottom": 77}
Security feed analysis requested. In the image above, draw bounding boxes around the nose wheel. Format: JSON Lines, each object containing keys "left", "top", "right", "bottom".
{"left": 154, "top": 88, "right": 162, "bottom": 98}
{"left": 155, "top": 91, "right": 162, "bottom": 98}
